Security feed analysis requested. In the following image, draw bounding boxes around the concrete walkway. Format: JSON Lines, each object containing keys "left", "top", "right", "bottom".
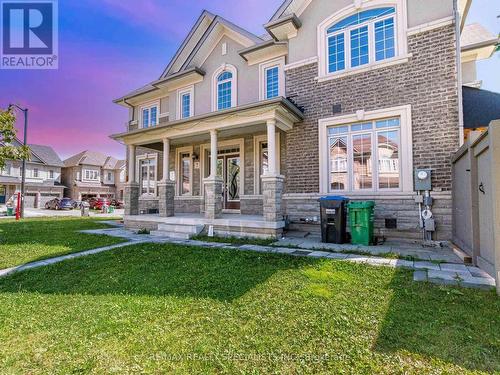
{"left": 0, "top": 223, "right": 495, "bottom": 291}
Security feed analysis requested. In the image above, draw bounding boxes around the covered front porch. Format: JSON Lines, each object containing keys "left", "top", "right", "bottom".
{"left": 111, "top": 98, "right": 303, "bottom": 238}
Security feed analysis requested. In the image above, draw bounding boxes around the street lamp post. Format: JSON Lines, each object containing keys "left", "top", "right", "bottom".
{"left": 8, "top": 104, "right": 28, "bottom": 219}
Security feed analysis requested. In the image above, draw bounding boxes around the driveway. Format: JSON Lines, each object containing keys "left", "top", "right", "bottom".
{"left": 0, "top": 207, "right": 124, "bottom": 219}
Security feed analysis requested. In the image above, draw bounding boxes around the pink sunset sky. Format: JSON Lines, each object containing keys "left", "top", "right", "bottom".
{"left": 0, "top": 0, "right": 498, "bottom": 160}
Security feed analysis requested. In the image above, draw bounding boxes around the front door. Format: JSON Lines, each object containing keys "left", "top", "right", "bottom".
{"left": 216, "top": 154, "right": 241, "bottom": 210}
{"left": 0, "top": 186, "right": 5, "bottom": 204}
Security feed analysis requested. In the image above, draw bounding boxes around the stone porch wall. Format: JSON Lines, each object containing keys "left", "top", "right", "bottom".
{"left": 175, "top": 197, "right": 204, "bottom": 213}
{"left": 240, "top": 195, "right": 263, "bottom": 215}
{"left": 139, "top": 198, "right": 159, "bottom": 214}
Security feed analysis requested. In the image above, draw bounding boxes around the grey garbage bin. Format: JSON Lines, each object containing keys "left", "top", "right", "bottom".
{"left": 81, "top": 202, "right": 90, "bottom": 217}
{"left": 318, "top": 196, "right": 349, "bottom": 244}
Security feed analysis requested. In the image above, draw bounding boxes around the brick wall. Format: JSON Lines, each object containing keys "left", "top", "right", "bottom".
{"left": 284, "top": 24, "right": 460, "bottom": 194}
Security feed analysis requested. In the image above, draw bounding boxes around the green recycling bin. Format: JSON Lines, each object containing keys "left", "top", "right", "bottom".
{"left": 348, "top": 201, "right": 375, "bottom": 246}
{"left": 6, "top": 207, "right": 14, "bottom": 216}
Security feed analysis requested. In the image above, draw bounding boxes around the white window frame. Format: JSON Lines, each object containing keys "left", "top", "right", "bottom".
{"left": 136, "top": 153, "right": 158, "bottom": 197}
{"left": 83, "top": 169, "right": 99, "bottom": 181}
{"left": 49, "top": 170, "right": 54, "bottom": 179}
{"left": 211, "top": 64, "right": 238, "bottom": 112}
{"left": 139, "top": 101, "right": 160, "bottom": 129}
{"left": 259, "top": 57, "right": 285, "bottom": 100}
{"left": 317, "top": 0, "right": 408, "bottom": 80}
{"left": 176, "top": 86, "right": 194, "bottom": 120}
{"left": 175, "top": 146, "right": 194, "bottom": 196}
{"left": 318, "top": 105, "right": 413, "bottom": 194}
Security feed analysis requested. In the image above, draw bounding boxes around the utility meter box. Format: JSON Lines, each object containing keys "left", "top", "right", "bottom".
{"left": 414, "top": 169, "right": 432, "bottom": 191}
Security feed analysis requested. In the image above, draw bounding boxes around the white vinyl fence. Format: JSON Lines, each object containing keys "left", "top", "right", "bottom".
{"left": 452, "top": 120, "right": 500, "bottom": 294}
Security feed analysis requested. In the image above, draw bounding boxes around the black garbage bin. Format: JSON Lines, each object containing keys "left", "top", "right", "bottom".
{"left": 318, "top": 196, "right": 349, "bottom": 244}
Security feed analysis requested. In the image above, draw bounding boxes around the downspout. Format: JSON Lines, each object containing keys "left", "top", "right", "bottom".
{"left": 454, "top": 0, "right": 465, "bottom": 146}
{"left": 123, "top": 99, "right": 135, "bottom": 132}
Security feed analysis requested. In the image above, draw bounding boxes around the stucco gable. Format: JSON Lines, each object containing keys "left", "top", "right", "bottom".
{"left": 179, "top": 16, "right": 262, "bottom": 72}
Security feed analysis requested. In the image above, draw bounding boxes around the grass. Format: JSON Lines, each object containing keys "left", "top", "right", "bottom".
{"left": 0, "top": 217, "right": 126, "bottom": 269}
{"left": 192, "top": 234, "right": 276, "bottom": 246}
{"left": 0, "top": 242, "right": 498, "bottom": 374}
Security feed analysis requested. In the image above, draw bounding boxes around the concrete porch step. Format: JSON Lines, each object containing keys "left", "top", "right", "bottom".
{"left": 150, "top": 223, "right": 205, "bottom": 240}
{"left": 157, "top": 223, "right": 205, "bottom": 235}
{"left": 150, "top": 231, "right": 191, "bottom": 240}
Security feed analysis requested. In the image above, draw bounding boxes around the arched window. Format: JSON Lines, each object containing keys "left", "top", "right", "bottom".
{"left": 217, "top": 71, "right": 233, "bottom": 110}
{"left": 212, "top": 64, "right": 237, "bottom": 111}
{"left": 326, "top": 7, "right": 396, "bottom": 73}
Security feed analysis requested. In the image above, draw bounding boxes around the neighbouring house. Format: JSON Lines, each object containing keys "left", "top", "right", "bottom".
{"left": 460, "top": 23, "right": 499, "bottom": 139}
{"left": 61, "top": 151, "right": 125, "bottom": 201}
{"left": 111, "top": 0, "right": 495, "bottom": 240}
{"left": 0, "top": 140, "right": 65, "bottom": 208}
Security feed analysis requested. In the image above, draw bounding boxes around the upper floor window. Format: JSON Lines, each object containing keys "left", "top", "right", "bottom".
{"left": 181, "top": 93, "right": 191, "bottom": 118}
{"left": 141, "top": 103, "right": 158, "bottom": 128}
{"left": 49, "top": 170, "right": 54, "bottom": 179}
{"left": 33, "top": 168, "right": 39, "bottom": 178}
{"left": 1, "top": 162, "right": 11, "bottom": 176}
{"left": 212, "top": 64, "right": 237, "bottom": 111}
{"left": 327, "top": 7, "right": 395, "bottom": 74}
{"left": 177, "top": 86, "right": 194, "bottom": 120}
{"left": 217, "top": 71, "right": 233, "bottom": 110}
{"left": 265, "top": 67, "right": 279, "bottom": 99}
{"left": 259, "top": 57, "right": 285, "bottom": 101}
{"left": 84, "top": 169, "right": 99, "bottom": 181}
{"left": 317, "top": 3, "right": 409, "bottom": 80}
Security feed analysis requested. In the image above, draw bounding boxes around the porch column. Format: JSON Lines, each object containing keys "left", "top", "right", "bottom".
{"left": 267, "top": 119, "right": 277, "bottom": 175}
{"left": 125, "top": 144, "right": 139, "bottom": 216}
{"left": 203, "top": 129, "right": 223, "bottom": 219}
{"left": 158, "top": 138, "right": 175, "bottom": 217}
{"left": 262, "top": 119, "right": 284, "bottom": 222}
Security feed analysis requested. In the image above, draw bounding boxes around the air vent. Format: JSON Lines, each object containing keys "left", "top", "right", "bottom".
{"left": 385, "top": 218, "right": 397, "bottom": 229}
{"left": 332, "top": 104, "right": 342, "bottom": 114}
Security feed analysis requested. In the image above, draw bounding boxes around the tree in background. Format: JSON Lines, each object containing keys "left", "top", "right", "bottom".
{"left": 0, "top": 107, "right": 30, "bottom": 169}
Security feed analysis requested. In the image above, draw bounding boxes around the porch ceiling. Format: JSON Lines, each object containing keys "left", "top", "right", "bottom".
{"left": 110, "top": 97, "right": 303, "bottom": 147}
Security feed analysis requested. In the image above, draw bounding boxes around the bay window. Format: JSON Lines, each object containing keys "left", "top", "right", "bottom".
{"left": 328, "top": 117, "right": 401, "bottom": 192}
{"left": 84, "top": 169, "right": 99, "bottom": 181}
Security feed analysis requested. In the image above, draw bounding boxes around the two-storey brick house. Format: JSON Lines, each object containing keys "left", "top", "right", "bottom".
{"left": 61, "top": 151, "right": 125, "bottom": 201}
{"left": 111, "top": 0, "right": 491, "bottom": 241}
{"left": 0, "top": 140, "right": 65, "bottom": 208}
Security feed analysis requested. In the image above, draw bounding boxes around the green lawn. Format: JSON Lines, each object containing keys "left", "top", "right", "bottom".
{"left": 0, "top": 243, "right": 498, "bottom": 374}
{"left": 0, "top": 217, "right": 126, "bottom": 269}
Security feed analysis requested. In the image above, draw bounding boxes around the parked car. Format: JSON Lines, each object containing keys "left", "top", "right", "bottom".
{"left": 45, "top": 198, "right": 75, "bottom": 210}
{"left": 109, "top": 199, "right": 124, "bottom": 209}
{"left": 90, "top": 198, "right": 110, "bottom": 210}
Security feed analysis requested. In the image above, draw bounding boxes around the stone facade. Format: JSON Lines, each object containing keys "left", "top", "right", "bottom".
{"left": 281, "top": 24, "right": 460, "bottom": 240}
{"left": 284, "top": 25, "right": 460, "bottom": 193}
